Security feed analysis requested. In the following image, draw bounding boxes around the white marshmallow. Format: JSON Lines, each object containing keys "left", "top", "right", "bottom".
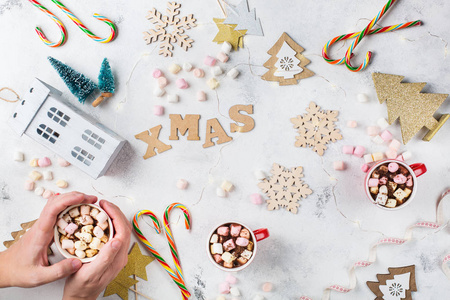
{"left": 96, "top": 212, "right": 108, "bottom": 224}
{"left": 57, "top": 218, "right": 69, "bottom": 231}
{"left": 24, "top": 180, "right": 35, "bottom": 191}
{"left": 230, "top": 287, "right": 241, "bottom": 296}
{"left": 241, "top": 249, "right": 252, "bottom": 260}
{"left": 75, "top": 250, "right": 86, "bottom": 259}
{"left": 216, "top": 187, "right": 227, "bottom": 198}
{"left": 56, "top": 179, "right": 68, "bottom": 188}
{"left": 34, "top": 187, "right": 44, "bottom": 196}
{"left": 221, "top": 41, "right": 232, "bottom": 54}
{"left": 254, "top": 170, "right": 266, "bottom": 180}
{"left": 211, "top": 66, "right": 223, "bottom": 76}
{"left": 183, "top": 62, "right": 193, "bottom": 72}
{"left": 61, "top": 239, "right": 74, "bottom": 250}
{"left": 14, "top": 151, "right": 24, "bottom": 161}
{"left": 357, "top": 93, "right": 369, "bottom": 102}
{"left": 93, "top": 226, "right": 104, "bottom": 239}
{"left": 74, "top": 240, "right": 87, "bottom": 250}
{"left": 211, "top": 243, "right": 223, "bottom": 254}
{"left": 227, "top": 68, "right": 240, "bottom": 79}
{"left": 372, "top": 135, "right": 384, "bottom": 144}
{"left": 253, "top": 295, "right": 265, "bottom": 300}
{"left": 221, "top": 180, "right": 234, "bottom": 192}
{"left": 363, "top": 154, "right": 374, "bottom": 163}
{"left": 89, "top": 237, "right": 102, "bottom": 250}
{"left": 167, "top": 94, "right": 179, "bottom": 103}
{"left": 79, "top": 232, "right": 92, "bottom": 243}
{"left": 402, "top": 151, "right": 412, "bottom": 161}
{"left": 68, "top": 207, "right": 80, "bottom": 218}
{"left": 43, "top": 171, "right": 53, "bottom": 181}
{"left": 210, "top": 234, "right": 219, "bottom": 243}
{"left": 377, "top": 117, "right": 390, "bottom": 130}
{"left": 153, "top": 87, "right": 165, "bottom": 97}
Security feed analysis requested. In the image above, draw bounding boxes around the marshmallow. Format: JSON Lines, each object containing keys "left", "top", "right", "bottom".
{"left": 38, "top": 157, "right": 51, "bottom": 167}
{"left": 380, "top": 130, "right": 393, "bottom": 142}
{"left": 69, "top": 207, "right": 80, "bottom": 218}
{"left": 57, "top": 218, "right": 69, "bottom": 231}
{"left": 361, "top": 164, "right": 370, "bottom": 172}
{"left": 217, "top": 226, "right": 230, "bottom": 236}
{"left": 230, "top": 224, "right": 242, "bottom": 237}
{"left": 262, "top": 282, "right": 273, "bottom": 292}
{"left": 169, "top": 63, "right": 181, "bottom": 74}
{"left": 75, "top": 250, "right": 86, "bottom": 259}
{"left": 204, "top": 55, "right": 217, "bottom": 66}
{"left": 357, "top": 93, "right": 369, "bottom": 102}
{"left": 219, "top": 281, "right": 230, "bottom": 294}
{"left": 97, "top": 221, "right": 109, "bottom": 231}
{"left": 353, "top": 145, "right": 365, "bottom": 158}
{"left": 394, "top": 174, "right": 407, "bottom": 184}
{"left": 197, "top": 91, "right": 207, "bottom": 101}
{"left": 223, "top": 239, "right": 236, "bottom": 252}
{"left": 61, "top": 239, "right": 74, "bottom": 250}
{"left": 96, "top": 212, "right": 108, "bottom": 224}
{"left": 388, "top": 162, "right": 399, "bottom": 173}
{"left": 43, "top": 170, "right": 53, "bottom": 181}
{"left": 152, "top": 69, "right": 163, "bottom": 78}
{"left": 379, "top": 176, "right": 388, "bottom": 185}
{"left": 14, "top": 151, "right": 24, "bottom": 161}
{"left": 24, "top": 180, "right": 35, "bottom": 191}
{"left": 385, "top": 199, "right": 397, "bottom": 208}
{"left": 227, "top": 68, "right": 240, "bottom": 79}
{"left": 29, "top": 158, "right": 39, "bottom": 167}
{"left": 251, "top": 194, "right": 264, "bottom": 206}
{"left": 379, "top": 185, "right": 388, "bottom": 195}
{"left": 79, "top": 232, "right": 93, "bottom": 243}
{"left": 216, "top": 187, "right": 227, "bottom": 197}
{"left": 86, "top": 249, "right": 98, "bottom": 258}
{"left": 65, "top": 223, "right": 78, "bottom": 235}
{"left": 333, "top": 161, "right": 345, "bottom": 171}
{"left": 368, "top": 178, "right": 379, "bottom": 187}
{"left": 226, "top": 274, "right": 237, "bottom": 284}
{"left": 176, "top": 78, "right": 189, "bottom": 89}
{"left": 389, "top": 139, "right": 401, "bottom": 150}
{"left": 404, "top": 188, "right": 412, "bottom": 197}
{"left": 157, "top": 77, "right": 169, "bottom": 88}
{"left": 153, "top": 105, "right": 164, "bottom": 116}
{"left": 230, "top": 287, "right": 240, "bottom": 296}
{"left": 393, "top": 188, "right": 408, "bottom": 201}
{"left": 372, "top": 135, "right": 384, "bottom": 144}
{"left": 364, "top": 154, "right": 374, "bottom": 163}
{"left": 254, "top": 170, "right": 266, "bottom": 180}
{"left": 34, "top": 186, "right": 44, "bottom": 196}
{"left": 42, "top": 189, "right": 54, "bottom": 199}
{"left": 346, "top": 120, "right": 357, "bottom": 128}
{"left": 211, "top": 66, "right": 223, "bottom": 76}
{"left": 370, "top": 186, "right": 379, "bottom": 194}
{"left": 406, "top": 176, "right": 413, "bottom": 187}
{"left": 221, "top": 41, "right": 232, "bottom": 54}
{"left": 221, "top": 252, "right": 236, "bottom": 264}
{"left": 236, "top": 237, "right": 249, "bottom": 247}
{"left": 183, "top": 62, "right": 193, "bottom": 72}
{"left": 89, "top": 237, "right": 102, "bottom": 250}
{"left": 376, "top": 194, "right": 388, "bottom": 205}
{"left": 385, "top": 149, "right": 397, "bottom": 159}
{"left": 56, "top": 179, "right": 68, "bottom": 189}
{"left": 193, "top": 68, "right": 205, "bottom": 78}
{"left": 240, "top": 228, "right": 250, "bottom": 239}
{"left": 81, "top": 225, "right": 93, "bottom": 234}
{"left": 241, "top": 250, "right": 252, "bottom": 260}
{"left": 216, "top": 296, "right": 226, "bottom": 300}
{"left": 402, "top": 151, "right": 412, "bottom": 161}
{"left": 211, "top": 243, "right": 223, "bottom": 254}
{"left": 217, "top": 52, "right": 229, "bottom": 63}
{"left": 207, "top": 78, "right": 220, "bottom": 90}
{"left": 80, "top": 215, "right": 94, "bottom": 225}
{"left": 372, "top": 152, "right": 384, "bottom": 161}
{"left": 58, "top": 158, "right": 71, "bottom": 167}
{"left": 90, "top": 208, "right": 100, "bottom": 219}
{"left": 29, "top": 171, "right": 42, "bottom": 181}
{"left": 377, "top": 118, "right": 390, "bottom": 130}
{"left": 176, "top": 179, "right": 189, "bottom": 190}
{"left": 210, "top": 234, "right": 219, "bottom": 243}
{"left": 80, "top": 205, "right": 90, "bottom": 216}
{"left": 213, "top": 254, "right": 223, "bottom": 263}
{"left": 153, "top": 87, "right": 166, "bottom": 97}
{"left": 366, "top": 126, "right": 380, "bottom": 136}
{"left": 342, "top": 145, "right": 354, "bottom": 155}
{"left": 100, "top": 235, "right": 109, "bottom": 244}
{"left": 221, "top": 180, "right": 234, "bottom": 192}
{"left": 167, "top": 94, "right": 179, "bottom": 103}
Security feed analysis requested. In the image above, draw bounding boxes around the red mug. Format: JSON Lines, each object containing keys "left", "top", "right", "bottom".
{"left": 364, "top": 159, "right": 427, "bottom": 210}
{"left": 206, "top": 221, "right": 269, "bottom": 272}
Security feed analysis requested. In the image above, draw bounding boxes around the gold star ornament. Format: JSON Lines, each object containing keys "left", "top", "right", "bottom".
{"left": 213, "top": 18, "right": 246, "bottom": 50}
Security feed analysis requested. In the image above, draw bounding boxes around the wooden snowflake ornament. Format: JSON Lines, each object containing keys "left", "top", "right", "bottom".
{"left": 258, "top": 163, "right": 312, "bottom": 214}
{"left": 290, "top": 102, "right": 343, "bottom": 156}
{"left": 143, "top": 2, "right": 197, "bottom": 57}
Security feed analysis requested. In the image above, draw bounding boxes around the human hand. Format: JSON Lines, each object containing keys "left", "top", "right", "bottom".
{"left": 0, "top": 192, "right": 97, "bottom": 288}
{"left": 63, "top": 200, "right": 131, "bottom": 300}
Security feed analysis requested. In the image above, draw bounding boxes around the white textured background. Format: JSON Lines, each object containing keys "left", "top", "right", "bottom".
{"left": 1, "top": 0, "right": 450, "bottom": 299}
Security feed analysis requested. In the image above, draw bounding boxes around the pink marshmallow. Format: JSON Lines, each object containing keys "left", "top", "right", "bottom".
{"left": 361, "top": 164, "right": 370, "bottom": 172}
{"left": 176, "top": 78, "right": 189, "bottom": 89}
{"left": 230, "top": 224, "right": 242, "bottom": 237}
{"left": 57, "top": 218, "right": 69, "bottom": 230}
{"left": 366, "top": 126, "right": 380, "bottom": 136}
{"left": 204, "top": 55, "right": 217, "bottom": 66}
{"left": 368, "top": 178, "right": 379, "bottom": 187}
{"left": 396, "top": 154, "right": 404, "bottom": 161}
{"left": 226, "top": 274, "right": 238, "bottom": 284}
{"left": 236, "top": 237, "right": 249, "bottom": 247}
{"left": 219, "top": 282, "right": 230, "bottom": 294}
{"left": 24, "top": 180, "right": 35, "bottom": 191}
{"left": 197, "top": 91, "right": 207, "bottom": 101}
{"left": 394, "top": 174, "right": 407, "bottom": 184}
{"left": 379, "top": 176, "right": 388, "bottom": 185}
{"left": 217, "top": 51, "right": 229, "bottom": 63}
{"left": 64, "top": 223, "right": 78, "bottom": 235}
{"left": 333, "top": 161, "right": 345, "bottom": 171}
{"left": 153, "top": 105, "right": 164, "bottom": 116}
{"left": 342, "top": 145, "right": 354, "bottom": 155}
{"left": 353, "top": 145, "right": 365, "bottom": 158}
{"left": 385, "top": 149, "right": 397, "bottom": 159}
{"left": 388, "top": 162, "right": 399, "bottom": 173}
{"left": 193, "top": 68, "right": 205, "bottom": 78}
{"left": 93, "top": 226, "right": 105, "bottom": 238}
{"left": 217, "top": 226, "right": 230, "bottom": 236}
{"left": 158, "top": 77, "right": 169, "bottom": 88}
{"left": 152, "top": 69, "right": 163, "bottom": 78}
{"left": 250, "top": 193, "right": 263, "bottom": 205}
{"left": 38, "top": 157, "right": 51, "bottom": 167}
{"left": 389, "top": 139, "right": 401, "bottom": 150}
{"left": 80, "top": 205, "right": 90, "bottom": 216}
{"left": 223, "top": 239, "right": 236, "bottom": 251}
{"left": 346, "top": 120, "right": 357, "bottom": 128}
{"left": 406, "top": 175, "right": 413, "bottom": 187}
{"left": 380, "top": 130, "right": 393, "bottom": 141}
{"left": 213, "top": 254, "right": 223, "bottom": 263}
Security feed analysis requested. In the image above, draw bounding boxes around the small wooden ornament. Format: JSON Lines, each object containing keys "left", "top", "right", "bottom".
{"left": 135, "top": 125, "right": 172, "bottom": 159}
{"left": 169, "top": 114, "right": 201, "bottom": 141}
{"left": 262, "top": 32, "right": 314, "bottom": 86}
{"left": 229, "top": 104, "right": 255, "bottom": 133}
{"left": 3, "top": 220, "right": 52, "bottom": 255}
{"left": 203, "top": 118, "right": 233, "bottom": 148}
{"left": 367, "top": 265, "right": 417, "bottom": 300}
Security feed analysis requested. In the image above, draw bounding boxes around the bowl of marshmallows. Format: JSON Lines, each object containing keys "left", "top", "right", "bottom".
{"left": 54, "top": 204, "right": 114, "bottom": 263}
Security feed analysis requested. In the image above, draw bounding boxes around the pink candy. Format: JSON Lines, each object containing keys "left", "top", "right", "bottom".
{"left": 197, "top": 91, "right": 207, "bottom": 101}
{"left": 346, "top": 120, "right": 357, "bottom": 128}
{"left": 368, "top": 178, "right": 379, "bottom": 187}
{"left": 64, "top": 223, "right": 78, "bottom": 235}
{"left": 385, "top": 149, "right": 397, "bottom": 159}
{"left": 223, "top": 239, "right": 236, "bottom": 251}
{"left": 379, "top": 176, "right": 388, "bottom": 185}
{"left": 342, "top": 145, "right": 354, "bottom": 155}
{"left": 380, "top": 130, "right": 393, "bottom": 142}
{"left": 236, "top": 237, "right": 249, "bottom": 247}
{"left": 333, "top": 161, "right": 345, "bottom": 171}
{"left": 396, "top": 154, "right": 404, "bottom": 161}
{"left": 217, "top": 52, "right": 229, "bottom": 63}
{"left": 389, "top": 139, "right": 401, "bottom": 150}
{"left": 217, "top": 226, "right": 230, "bottom": 236}
{"left": 38, "top": 157, "right": 51, "bottom": 167}
{"left": 213, "top": 254, "right": 223, "bottom": 263}
{"left": 219, "top": 282, "right": 230, "bottom": 294}
{"left": 250, "top": 193, "right": 263, "bottom": 205}
{"left": 394, "top": 174, "right": 407, "bottom": 184}
{"left": 56, "top": 218, "right": 69, "bottom": 230}
{"left": 366, "top": 126, "right": 380, "bottom": 136}
{"left": 158, "top": 77, "right": 169, "bottom": 88}
{"left": 176, "top": 78, "right": 189, "bottom": 89}
{"left": 153, "top": 105, "right": 164, "bottom": 116}
{"left": 361, "top": 164, "right": 370, "bottom": 172}
{"left": 388, "top": 162, "right": 399, "bottom": 172}
{"left": 204, "top": 55, "right": 217, "bottom": 66}
{"left": 406, "top": 175, "right": 413, "bottom": 187}
{"left": 230, "top": 224, "right": 242, "bottom": 237}
{"left": 152, "top": 69, "right": 163, "bottom": 78}
{"left": 193, "top": 68, "right": 205, "bottom": 78}
{"left": 353, "top": 146, "right": 365, "bottom": 158}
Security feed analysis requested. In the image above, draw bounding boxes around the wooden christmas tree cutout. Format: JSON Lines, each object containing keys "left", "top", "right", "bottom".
{"left": 262, "top": 32, "right": 314, "bottom": 86}
{"left": 367, "top": 265, "right": 417, "bottom": 300}
{"left": 372, "top": 73, "right": 449, "bottom": 144}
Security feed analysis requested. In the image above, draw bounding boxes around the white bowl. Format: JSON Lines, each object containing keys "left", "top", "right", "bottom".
{"left": 54, "top": 204, "right": 114, "bottom": 263}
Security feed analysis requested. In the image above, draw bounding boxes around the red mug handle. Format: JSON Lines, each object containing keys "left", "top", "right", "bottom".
{"left": 410, "top": 163, "right": 427, "bottom": 177}
{"left": 253, "top": 228, "right": 269, "bottom": 242}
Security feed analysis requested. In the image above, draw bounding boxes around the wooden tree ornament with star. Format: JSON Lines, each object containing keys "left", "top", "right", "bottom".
{"left": 372, "top": 73, "right": 449, "bottom": 144}
{"left": 262, "top": 32, "right": 314, "bottom": 86}
{"left": 367, "top": 265, "right": 417, "bottom": 300}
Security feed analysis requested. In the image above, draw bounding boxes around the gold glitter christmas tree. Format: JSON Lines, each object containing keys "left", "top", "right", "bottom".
{"left": 372, "top": 73, "right": 449, "bottom": 144}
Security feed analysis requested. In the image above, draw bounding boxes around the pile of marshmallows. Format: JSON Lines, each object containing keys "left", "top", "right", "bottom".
{"left": 151, "top": 41, "right": 239, "bottom": 116}
{"left": 216, "top": 274, "right": 272, "bottom": 300}
{"left": 56, "top": 205, "right": 110, "bottom": 259}
{"left": 15, "top": 151, "right": 70, "bottom": 199}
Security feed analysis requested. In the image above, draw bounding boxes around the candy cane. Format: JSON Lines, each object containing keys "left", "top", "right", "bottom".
{"left": 301, "top": 189, "right": 450, "bottom": 300}
{"left": 28, "top": 0, "right": 67, "bottom": 47}
{"left": 50, "top": 0, "right": 117, "bottom": 43}
{"left": 163, "top": 203, "right": 192, "bottom": 299}
{"left": 133, "top": 210, "right": 191, "bottom": 299}
{"left": 322, "top": 20, "right": 421, "bottom": 65}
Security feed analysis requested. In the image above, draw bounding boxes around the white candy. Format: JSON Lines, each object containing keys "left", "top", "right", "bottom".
{"left": 34, "top": 187, "right": 44, "bottom": 196}
{"left": 79, "top": 232, "right": 93, "bottom": 243}
{"left": 357, "top": 93, "right": 369, "bottom": 102}
{"left": 29, "top": 171, "right": 42, "bottom": 181}
{"left": 14, "top": 151, "right": 24, "bottom": 161}
{"left": 90, "top": 208, "right": 100, "bottom": 219}
{"left": 93, "top": 226, "right": 104, "bottom": 239}
{"left": 227, "top": 68, "right": 240, "bottom": 79}
{"left": 43, "top": 171, "right": 53, "bottom": 181}
{"left": 253, "top": 295, "right": 265, "bottom": 300}
{"left": 167, "top": 94, "right": 179, "bottom": 103}
{"left": 56, "top": 179, "right": 68, "bottom": 188}
{"left": 74, "top": 240, "right": 87, "bottom": 250}
{"left": 376, "top": 193, "right": 388, "bottom": 205}
{"left": 57, "top": 218, "right": 69, "bottom": 231}
{"left": 169, "top": 63, "right": 181, "bottom": 74}
{"left": 211, "top": 243, "right": 223, "bottom": 254}
{"left": 210, "top": 234, "right": 219, "bottom": 243}
{"left": 221, "top": 252, "right": 235, "bottom": 263}
{"left": 254, "top": 170, "right": 266, "bottom": 180}
{"left": 216, "top": 296, "right": 226, "bottom": 300}
{"left": 61, "top": 239, "right": 74, "bottom": 250}
{"left": 230, "top": 287, "right": 241, "bottom": 296}
{"left": 211, "top": 66, "right": 223, "bottom": 76}
{"left": 176, "top": 179, "right": 189, "bottom": 190}
{"left": 24, "top": 180, "right": 35, "bottom": 191}
{"left": 75, "top": 250, "right": 86, "bottom": 259}
{"left": 364, "top": 154, "right": 374, "bottom": 164}
{"left": 89, "top": 237, "right": 102, "bottom": 250}
{"left": 197, "top": 91, "right": 207, "bottom": 102}
{"left": 68, "top": 207, "right": 80, "bottom": 218}
{"left": 372, "top": 135, "right": 384, "bottom": 144}
{"left": 377, "top": 117, "right": 390, "bottom": 130}
{"left": 379, "top": 185, "right": 388, "bottom": 194}
{"left": 153, "top": 87, "right": 165, "bottom": 97}
{"left": 216, "top": 187, "right": 227, "bottom": 198}
{"left": 183, "top": 62, "right": 193, "bottom": 72}
{"left": 241, "top": 249, "right": 252, "bottom": 260}
{"left": 402, "top": 151, "right": 412, "bottom": 161}
{"left": 221, "top": 180, "right": 234, "bottom": 192}
{"left": 42, "top": 189, "right": 54, "bottom": 199}
{"left": 81, "top": 225, "right": 94, "bottom": 234}
{"left": 80, "top": 215, "right": 94, "bottom": 225}
{"left": 221, "top": 41, "right": 232, "bottom": 54}
{"left": 96, "top": 212, "right": 108, "bottom": 224}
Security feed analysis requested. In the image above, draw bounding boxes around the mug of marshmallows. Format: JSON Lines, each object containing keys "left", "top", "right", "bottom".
{"left": 54, "top": 204, "right": 114, "bottom": 263}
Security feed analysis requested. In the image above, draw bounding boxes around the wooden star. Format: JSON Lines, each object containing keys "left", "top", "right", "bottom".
{"left": 123, "top": 242, "right": 155, "bottom": 280}
{"left": 213, "top": 18, "right": 246, "bottom": 50}
{"left": 103, "top": 271, "right": 139, "bottom": 300}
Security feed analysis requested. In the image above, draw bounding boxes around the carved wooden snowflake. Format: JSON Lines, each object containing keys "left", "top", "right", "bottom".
{"left": 143, "top": 2, "right": 196, "bottom": 57}
{"left": 258, "top": 163, "right": 312, "bottom": 214}
{"left": 290, "top": 102, "right": 343, "bottom": 156}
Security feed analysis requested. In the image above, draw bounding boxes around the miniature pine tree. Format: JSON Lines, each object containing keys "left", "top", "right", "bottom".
{"left": 48, "top": 56, "right": 98, "bottom": 104}
{"left": 92, "top": 58, "right": 115, "bottom": 107}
